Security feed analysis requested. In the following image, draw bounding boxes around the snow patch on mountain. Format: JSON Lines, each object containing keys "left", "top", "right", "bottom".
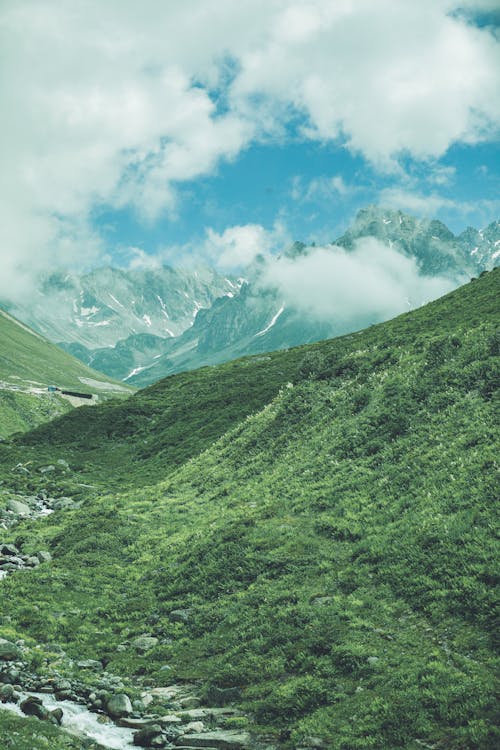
{"left": 255, "top": 305, "right": 286, "bottom": 337}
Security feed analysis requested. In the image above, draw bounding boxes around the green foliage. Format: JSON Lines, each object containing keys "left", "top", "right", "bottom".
{"left": 0, "top": 269, "right": 499, "bottom": 748}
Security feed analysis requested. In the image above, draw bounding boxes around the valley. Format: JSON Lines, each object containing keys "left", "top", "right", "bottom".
{"left": 0, "top": 269, "right": 498, "bottom": 749}
{"left": 0, "top": 309, "right": 133, "bottom": 439}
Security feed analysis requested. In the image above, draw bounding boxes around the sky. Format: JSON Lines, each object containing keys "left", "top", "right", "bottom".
{"left": 0, "top": 0, "right": 499, "bottom": 302}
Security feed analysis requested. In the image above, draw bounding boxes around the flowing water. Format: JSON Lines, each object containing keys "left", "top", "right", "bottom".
{"left": 1, "top": 692, "right": 137, "bottom": 749}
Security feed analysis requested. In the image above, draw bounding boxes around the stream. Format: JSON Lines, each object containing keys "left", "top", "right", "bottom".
{"left": 1, "top": 692, "right": 137, "bottom": 749}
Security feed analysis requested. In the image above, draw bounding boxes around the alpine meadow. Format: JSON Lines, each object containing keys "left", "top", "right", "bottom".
{"left": 0, "top": 270, "right": 498, "bottom": 749}
{"left": 1, "top": 1, "right": 500, "bottom": 749}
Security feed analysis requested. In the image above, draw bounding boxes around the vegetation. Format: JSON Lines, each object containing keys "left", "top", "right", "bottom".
{"left": 0, "top": 711, "right": 105, "bottom": 749}
{"left": 0, "top": 270, "right": 498, "bottom": 749}
{"left": 0, "top": 308, "right": 132, "bottom": 439}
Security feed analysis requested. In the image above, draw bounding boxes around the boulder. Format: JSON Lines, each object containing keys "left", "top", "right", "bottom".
{"left": 36, "top": 550, "right": 52, "bottom": 563}
{"left": 0, "top": 557, "right": 23, "bottom": 568}
{"left": 25, "top": 556, "right": 40, "bottom": 567}
{"left": 50, "top": 707, "right": 64, "bottom": 725}
{"left": 77, "top": 659, "right": 102, "bottom": 671}
{"left": 0, "top": 544, "right": 19, "bottom": 556}
{"left": 6, "top": 499, "right": 30, "bottom": 515}
{"left": 132, "top": 635, "right": 159, "bottom": 653}
{"left": 106, "top": 692, "right": 133, "bottom": 718}
{"left": 133, "top": 724, "right": 165, "bottom": 747}
{"left": 169, "top": 608, "right": 191, "bottom": 623}
{"left": 0, "top": 639, "right": 22, "bottom": 661}
{"left": 0, "top": 683, "right": 16, "bottom": 702}
{"left": 204, "top": 686, "right": 242, "bottom": 707}
{"left": 174, "top": 730, "right": 251, "bottom": 748}
{"left": 185, "top": 721, "right": 205, "bottom": 733}
{"left": 20, "top": 695, "right": 50, "bottom": 720}
{"left": 179, "top": 696, "right": 201, "bottom": 709}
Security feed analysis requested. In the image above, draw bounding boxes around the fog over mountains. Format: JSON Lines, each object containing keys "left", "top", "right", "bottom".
{"left": 6, "top": 207, "right": 500, "bottom": 386}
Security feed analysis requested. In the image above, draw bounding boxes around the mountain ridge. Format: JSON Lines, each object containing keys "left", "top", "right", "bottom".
{"left": 4, "top": 207, "right": 499, "bottom": 386}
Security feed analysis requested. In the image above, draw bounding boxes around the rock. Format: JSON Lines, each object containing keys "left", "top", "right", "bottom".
{"left": 20, "top": 695, "right": 50, "bottom": 720}
{"left": 132, "top": 635, "right": 159, "bottom": 653}
{"left": 119, "top": 717, "right": 158, "bottom": 729}
{"left": 50, "top": 707, "right": 64, "bottom": 725}
{"left": 57, "top": 459, "right": 70, "bottom": 469}
{"left": 0, "top": 544, "right": 19, "bottom": 556}
{"left": 300, "top": 737, "right": 326, "bottom": 749}
{"left": 0, "top": 639, "right": 22, "bottom": 661}
{"left": 169, "top": 609, "right": 191, "bottom": 623}
{"left": 25, "top": 556, "right": 40, "bottom": 567}
{"left": 141, "top": 692, "right": 154, "bottom": 708}
{"left": 0, "top": 556, "right": 24, "bottom": 568}
{"left": 185, "top": 721, "right": 205, "bottom": 733}
{"left": 52, "top": 497, "right": 77, "bottom": 510}
{"left": 0, "top": 683, "right": 16, "bottom": 702}
{"left": 174, "top": 730, "right": 251, "bottom": 748}
{"left": 36, "top": 550, "right": 52, "bottom": 563}
{"left": 54, "top": 677, "right": 74, "bottom": 700}
{"left": 6, "top": 499, "right": 30, "bottom": 515}
{"left": 179, "top": 696, "right": 201, "bottom": 709}
{"left": 39, "top": 465, "right": 56, "bottom": 474}
{"left": 367, "top": 656, "right": 379, "bottom": 665}
{"left": 133, "top": 724, "right": 165, "bottom": 747}
{"left": 204, "top": 686, "right": 242, "bottom": 707}
{"left": 106, "top": 692, "right": 133, "bottom": 718}
{"left": 310, "top": 596, "right": 333, "bottom": 607}
{"left": 77, "top": 659, "right": 103, "bottom": 671}
{"left": 158, "top": 714, "right": 182, "bottom": 725}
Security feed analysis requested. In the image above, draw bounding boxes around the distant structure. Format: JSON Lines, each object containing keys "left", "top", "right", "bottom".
{"left": 47, "top": 386, "right": 93, "bottom": 400}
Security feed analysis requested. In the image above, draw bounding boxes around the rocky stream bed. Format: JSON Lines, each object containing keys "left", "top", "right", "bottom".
{"left": 0, "top": 490, "right": 266, "bottom": 750}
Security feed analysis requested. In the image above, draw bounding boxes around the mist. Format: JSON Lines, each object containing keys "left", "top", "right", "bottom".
{"left": 257, "top": 237, "right": 459, "bottom": 324}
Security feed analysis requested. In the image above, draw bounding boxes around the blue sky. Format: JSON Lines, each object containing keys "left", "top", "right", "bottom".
{"left": 1, "top": 0, "right": 499, "bottom": 299}
{"left": 97, "top": 138, "right": 500, "bottom": 262}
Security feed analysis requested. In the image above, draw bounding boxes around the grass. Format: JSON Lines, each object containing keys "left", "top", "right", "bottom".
{"left": 0, "top": 308, "right": 132, "bottom": 439}
{"left": 0, "top": 269, "right": 498, "bottom": 749}
{"left": 0, "top": 710, "right": 106, "bottom": 749}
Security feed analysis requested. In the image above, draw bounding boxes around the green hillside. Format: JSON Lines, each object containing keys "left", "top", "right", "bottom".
{"left": 0, "top": 269, "right": 498, "bottom": 749}
{"left": 0, "top": 308, "right": 132, "bottom": 437}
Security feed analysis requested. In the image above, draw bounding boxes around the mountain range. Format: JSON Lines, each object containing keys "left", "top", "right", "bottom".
{"left": 5, "top": 206, "right": 500, "bottom": 386}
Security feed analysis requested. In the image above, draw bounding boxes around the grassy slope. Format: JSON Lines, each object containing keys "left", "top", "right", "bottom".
{"left": 0, "top": 309, "right": 132, "bottom": 438}
{"left": 0, "top": 270, "right": 498, "bottom": 749}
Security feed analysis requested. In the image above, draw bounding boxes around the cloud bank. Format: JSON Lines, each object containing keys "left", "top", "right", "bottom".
{"left": 0, "top": 0, "right": 499, "bottom": 301}
{"left": 258, "top": 238, "right": 457, "bottom": 322}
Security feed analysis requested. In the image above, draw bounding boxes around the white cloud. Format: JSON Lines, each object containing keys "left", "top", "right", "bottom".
{"left": 258, "top": 238, "right": 457, "bottom": 322}
{"left": 427, "top": 166, "right": 457, "bottom": 187}
{"left": 292, "top": 175, "right": 354, "bottom": 202}
{"left": 127, "top": 248, "right": 161, "bottom": 271}
{"left": 205, "top": 223, "right": 289, "bottom": 270}
{"left": 0, "top": 0, "right": 499, "bottom": 301}
{"left": 378, "top": 188, "right": 500, "bottom": 226}
{"left": 378, "top": 189, "right": 458, "bottom": 216}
